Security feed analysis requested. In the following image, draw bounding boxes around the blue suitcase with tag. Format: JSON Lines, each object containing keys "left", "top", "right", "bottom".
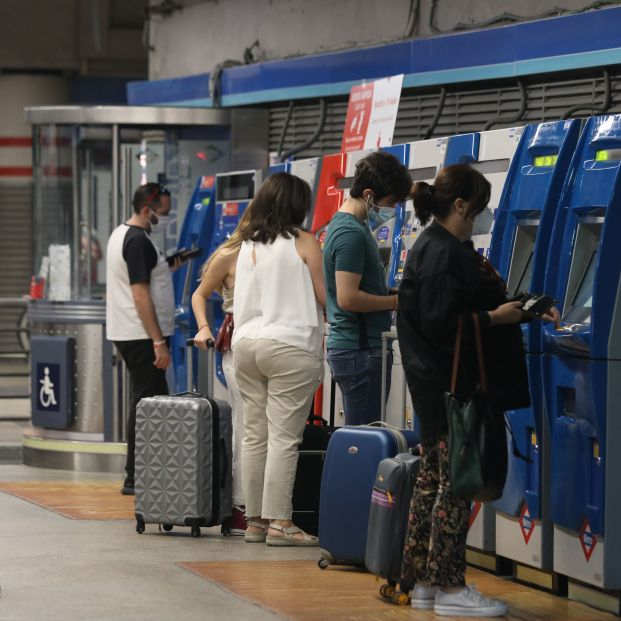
{"left": 317, "top": 425, "right": 420, "bottom": 568}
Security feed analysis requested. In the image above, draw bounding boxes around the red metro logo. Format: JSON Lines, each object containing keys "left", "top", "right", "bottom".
{"left": 579, "top": 518, "right": 597, "bottom": 562}
{"left": 519, "top": 503, "right": 535, "bottom": 545}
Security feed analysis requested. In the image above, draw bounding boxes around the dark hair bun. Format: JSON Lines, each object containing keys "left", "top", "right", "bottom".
{"left": 411, "top": 181, "right": 436, "bottom": 226}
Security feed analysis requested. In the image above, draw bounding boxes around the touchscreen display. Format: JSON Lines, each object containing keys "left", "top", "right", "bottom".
{"left": 564, "top": 249, "right": 598, "bottom": 323}
{"left": 515, "top": 252, "right": 534, "bottom": 295}
{"left": 571, "top": 251, "right": 597, "bottom": 310}
{"left": 216, "top": 173, "right": 255, "bottom": 202}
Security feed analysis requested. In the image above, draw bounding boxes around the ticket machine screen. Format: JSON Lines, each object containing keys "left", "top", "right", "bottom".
{"left": 565, "top": 250, "right": 598, "bottom": 323}
{"left": 216, "top": 173, "right": 255, "bottom": 202}
{"left": 515, "top": 252, "right": 534, "bottom": 295}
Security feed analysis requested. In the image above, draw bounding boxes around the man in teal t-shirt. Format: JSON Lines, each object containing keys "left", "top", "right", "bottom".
{"left": 323, "top": 151, "right": 412, "bottom": 425}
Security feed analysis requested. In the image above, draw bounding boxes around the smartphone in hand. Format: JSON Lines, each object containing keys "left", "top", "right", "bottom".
{"left": 166, "top": 247, "right": 202, "bottom": 267}
{"left": 514, "top": 292, "right": 557, "bottom": 318}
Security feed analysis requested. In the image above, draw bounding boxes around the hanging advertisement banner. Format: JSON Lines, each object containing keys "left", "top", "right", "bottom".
{"left": 341, "top": 74, "right": 404, "bottom": 153}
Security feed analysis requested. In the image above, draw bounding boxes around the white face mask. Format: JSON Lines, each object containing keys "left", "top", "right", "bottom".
{"left": 150, "top": 215, "right": 170, "bottom": 235}
{"left": 472, "top": 207, "right": 494, "bottom": 237}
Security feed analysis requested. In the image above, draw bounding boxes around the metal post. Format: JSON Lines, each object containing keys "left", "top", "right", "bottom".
{"left": 401, "top": 355, "right": 409, "bottom": 429}
{"left": 85, "top": 150, "right": 92, "bottom": 299}
{"left": 380, "top": 333, "right": 388, "bottom": 422}
{"left": 71, "top": 128, "right": 81, "bottom": 299}
{"left": 112, "top": 124, "right": 119, "bottom": 227}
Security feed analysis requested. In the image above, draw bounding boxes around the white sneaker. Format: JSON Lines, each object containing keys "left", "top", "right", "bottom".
{"left": 410, "top": 584, "right": 438, "bottom": 610}
{"left": 434, "top": 585, "right": 508, "bottom": 617}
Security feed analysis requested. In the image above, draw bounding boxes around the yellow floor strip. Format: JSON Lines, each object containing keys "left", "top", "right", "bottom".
{"left": 0, "top": 480, "right": 134, "bottom": 520}
{"left": 179, "top": 560, "right": 617, "bottom": 621}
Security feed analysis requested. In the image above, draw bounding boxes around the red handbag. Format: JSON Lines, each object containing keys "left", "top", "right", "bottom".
{"left": 215, "top": 313, "right": 234, "bottom": 353}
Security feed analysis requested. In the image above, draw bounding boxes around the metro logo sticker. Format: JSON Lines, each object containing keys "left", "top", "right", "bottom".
{"left": 519, "top": 503, "right": 535, "bottom": 545}
{"left": 579, "top": 518, "right": 597, "bottom": 562}
{"left": 223, "top": 202, "right": 239, "bottom": 217}
{"left": 200, "top": 175, "right": 215, "bottom": 190}
{"left": 468, "top": 501, "right": 481, "bottom": 530}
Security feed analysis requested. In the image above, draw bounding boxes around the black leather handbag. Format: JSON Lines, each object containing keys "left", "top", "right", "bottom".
{"left": 445, "top": 314, "right": 508, "bottom": 502}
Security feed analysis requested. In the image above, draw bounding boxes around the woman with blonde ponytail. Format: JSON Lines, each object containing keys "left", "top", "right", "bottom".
{"left": 191, "top": 205, "right": 253, "bottom": 536}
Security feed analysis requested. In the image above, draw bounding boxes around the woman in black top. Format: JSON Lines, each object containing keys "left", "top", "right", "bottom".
{"left": 397, "top": 165, "right": 540, "bottom": 617}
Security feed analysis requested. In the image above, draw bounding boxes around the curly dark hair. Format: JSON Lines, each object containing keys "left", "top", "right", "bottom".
{"left": 350, "top": 151, "right": 412, "bottom": 202}
{"left": 241, "top": 172, "right": 311, "bottom": 244}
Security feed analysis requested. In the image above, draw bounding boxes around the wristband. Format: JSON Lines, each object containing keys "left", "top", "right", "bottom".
{"left": 392, "top": 295, "right": 398, "bottom": 311}
{"left": 153, "top": 338, "right": 166, "bottom": 347}
{"left": 198, "top": 324, "right": 209, "bottom": 331}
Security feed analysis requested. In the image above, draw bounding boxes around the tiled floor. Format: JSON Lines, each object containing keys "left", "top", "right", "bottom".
{"left": 0, "top": 464, "right": 314, "bottom": 620}
{"left": 0, "top": 462, "right": 617, "bottom": 620}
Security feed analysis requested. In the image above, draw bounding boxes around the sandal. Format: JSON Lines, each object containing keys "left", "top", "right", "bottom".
{"left": 244, "top": 520, "right": 269, "bottom": 543}
{"left": 266, "top": 523, "right": 319, "bottom": 547}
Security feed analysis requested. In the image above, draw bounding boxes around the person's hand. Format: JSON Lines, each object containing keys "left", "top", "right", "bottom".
{"left": 153, "top": 342, "right": 171, "bottom": 369}
{"left": 489, "top": 301, "right": 525, "bottom": 325}
{"left": 540, "top": 306, "right": 561, "bottom": 329}
{"left": 193, "top": 325, "right": 214, "bottom": 350}
{"left": 168, "top": 256, "right": 183, "bottom": 272}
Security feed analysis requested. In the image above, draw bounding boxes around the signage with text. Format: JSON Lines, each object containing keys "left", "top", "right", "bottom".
{"left": 341, "top": 75, "right": 404, "bottom": 153}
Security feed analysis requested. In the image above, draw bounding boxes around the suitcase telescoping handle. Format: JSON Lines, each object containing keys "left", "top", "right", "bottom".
{"left": 185, "top": 338, "right": 215, "bottom": 394}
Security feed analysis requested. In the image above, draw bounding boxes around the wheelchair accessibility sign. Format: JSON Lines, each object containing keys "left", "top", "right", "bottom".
{"left": 30, "top": 335, "right": 74, "bottom": 429}
{"left": 37, "top": 363, "right": 60, "bottom": 411}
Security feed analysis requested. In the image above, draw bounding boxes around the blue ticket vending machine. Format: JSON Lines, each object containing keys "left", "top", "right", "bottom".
{"left": 488, "top": 120, "right": 581, "bottom": 572}
{"left": 204, "top": 170, "right": 260, "bottom": 396}
{"left": 543, "top": 114, "right": 621, "bottom": 590}
{"left": 444, "top": 127, "right": 524, "bottom": 554}
{"left": 171, "top": 175, "right": 217, "bottom": 393}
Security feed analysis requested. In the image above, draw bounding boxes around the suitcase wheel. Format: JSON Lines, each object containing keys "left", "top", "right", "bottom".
{"left": 317, "top": 558, "right": 330, "bottom": 570}
{"left": 191, "top": 526, "right": 201, "bottom": 538}
{"left": 392, "top": 591, "right": 410, "bottom": 606}
{"left": 379, "top": 584, "right": 395, "bottom": 600}
{"left": 136, "top": 518, "right": 145, "bottom": 534}
{"left": 162, "top": 524, "right": 173, "bottom": 532}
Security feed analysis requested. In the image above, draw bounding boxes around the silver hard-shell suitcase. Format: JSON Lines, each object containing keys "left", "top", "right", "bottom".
{"left": 134, "top": 340, "right": 233, "bottom": 537}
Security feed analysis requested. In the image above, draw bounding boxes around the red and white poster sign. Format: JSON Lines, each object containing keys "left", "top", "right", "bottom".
{"left": 341, "top": 74, "right": 404, "bottom": 153}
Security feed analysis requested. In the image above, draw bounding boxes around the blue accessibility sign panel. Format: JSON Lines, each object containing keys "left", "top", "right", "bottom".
{"left": 30, "top": 336, "right": 75, "bottom": 429}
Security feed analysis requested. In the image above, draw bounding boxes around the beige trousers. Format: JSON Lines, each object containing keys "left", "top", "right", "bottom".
{"left": 233, "top": 338, "right": 323, "bottom": 520}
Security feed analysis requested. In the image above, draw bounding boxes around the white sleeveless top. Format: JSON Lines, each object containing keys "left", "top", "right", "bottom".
{"left": 232, "top": 234, "right": 323, "bottom": 358}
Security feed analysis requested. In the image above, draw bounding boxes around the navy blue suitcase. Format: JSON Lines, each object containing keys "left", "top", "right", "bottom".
{"left": 317, "top": 425, "right": 419, "bottom": 568}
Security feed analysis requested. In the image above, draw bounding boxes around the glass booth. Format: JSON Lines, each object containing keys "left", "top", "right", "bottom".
{"left": 24, "top": 106, "right": 232, "bottom": 471}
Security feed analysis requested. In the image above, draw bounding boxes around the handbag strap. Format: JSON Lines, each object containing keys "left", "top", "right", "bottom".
{"left": 450, "top": 317, "right": 463, "bottom": 395}
{"left": 450, "top": 313, "right": 487, "bottom": 394}
{"left": 472, "top": 314, "right": 487, "bottom": 392}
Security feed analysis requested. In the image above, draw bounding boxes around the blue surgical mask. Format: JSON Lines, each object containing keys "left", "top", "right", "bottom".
{"left": 366, "top": 195, "right": 395, "bottom": 229}
{"left": 368, "top": 206, "right": 394, "bottom": 226}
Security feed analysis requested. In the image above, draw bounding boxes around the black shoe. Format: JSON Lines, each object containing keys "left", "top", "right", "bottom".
{"left": 121, "top": 477, "right": 135, "bottom": 496}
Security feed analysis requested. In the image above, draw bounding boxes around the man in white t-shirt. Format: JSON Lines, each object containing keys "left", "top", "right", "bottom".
{"left": 106, "top": 182, "right": 178, "bottom": 495}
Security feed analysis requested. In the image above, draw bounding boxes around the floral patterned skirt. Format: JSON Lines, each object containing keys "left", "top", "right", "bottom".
{"left": 401, "top": 436, "right": 471, "bottom": 587}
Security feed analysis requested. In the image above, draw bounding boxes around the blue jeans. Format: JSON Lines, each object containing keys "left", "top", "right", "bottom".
{"left": 327, "top": 347, "right": 392, "bottom": 426}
